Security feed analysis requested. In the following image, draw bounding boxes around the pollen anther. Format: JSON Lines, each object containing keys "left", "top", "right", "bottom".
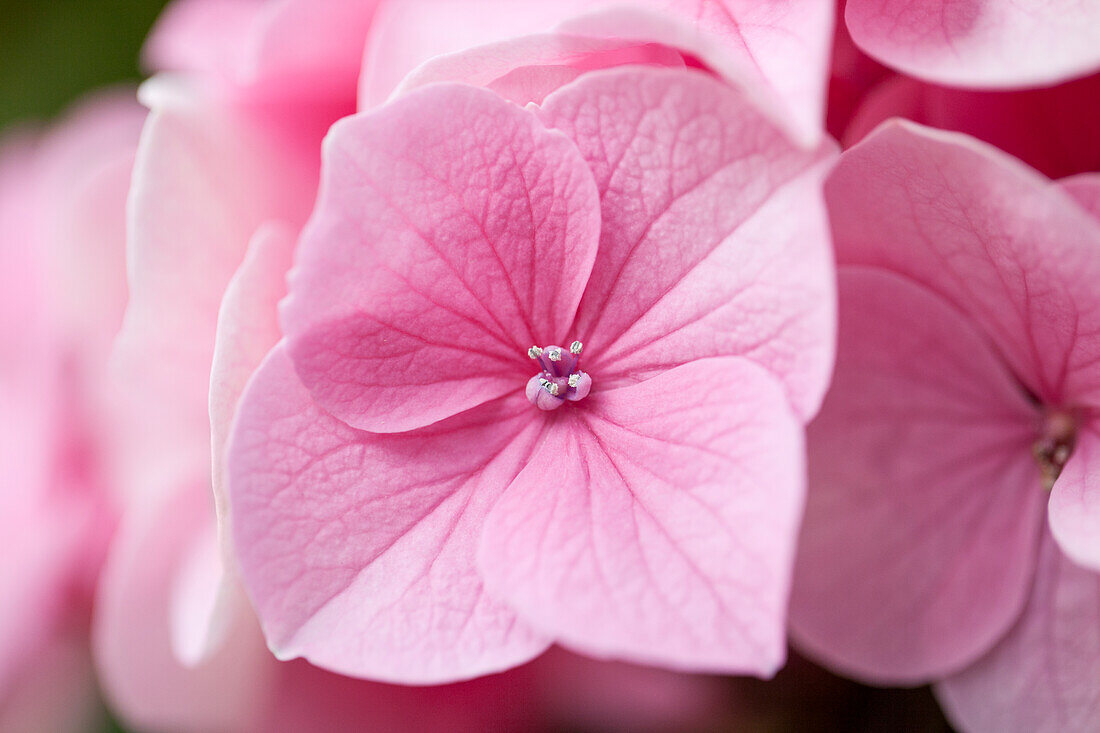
{"left": 1033, "top": 409, "right": 1078, "bottom": 491}
{"left": 526, "top": 342, "right": 592, "bottom": 410}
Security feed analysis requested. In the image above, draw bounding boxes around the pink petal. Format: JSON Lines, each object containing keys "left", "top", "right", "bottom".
{"left": 789, "top": 268, "right": 1045, "bottom": 683}
{"left": 539, "top": 67, "right": 836, "bottom": 420}
{"left": 114, "top": 94, "right": 322, "bottom": 495}
{"left": 394, "top": 33, "right": 689, "bottom": 107}
{"left": 210, "top": 223, "right": 295, "bottom": 556}
{"left": 1060, "top": 174, "right": 1100, "bottom": 220}
{"left": 363, "top": 0, "right": 833, "bottom": 145}
{"left": 282, "top": 83, "right": 600, "bottom": 433}
{"left": 844, "top": 73, "right": 1100, "bottom": 180}
{"left": 146, "top": 0, "right": 378, "bottom": 102}
{"left": 477, "top": 357, "right": 804, "bottom": 675}
{"left": 94, "top": 481, "right": 270, "bottom": 733}
{"left": 227, "top": 345, "right": 549, "bottom": 683}
{"left": 828, "top": 120, "right": 1100, "bottom": 409}
{"left": 359, "top": 0, "right": 593, "bottom": 108}
{"left": 168, "top": 520, "right": 240, "bottom": 668}
{"left": 235, "top": 0, "right": 380, "bottom": 101}
{"left": 144, "top": 0, "right": 262, "bottom": 76}
{"left": 845, "top": 0, "right": 1100, "bottom": 88}
{"left": 190, "top": 224, "right": 294, "bottom": 665}
{"left": 936, "top": 532, "right": 1100, "bottom": 732}
{"left": 556, "top": 0, "right": 833, "bottom": 145}
{"left": 1048, "top": 428, "right": 1100, "bottom": 572}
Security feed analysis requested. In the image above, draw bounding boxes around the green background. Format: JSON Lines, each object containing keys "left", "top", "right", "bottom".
{"left": 0, "top": 0, "right": 170, "bottom": 128}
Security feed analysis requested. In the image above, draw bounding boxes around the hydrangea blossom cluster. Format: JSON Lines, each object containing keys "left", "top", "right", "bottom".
{"left": 228, "top": 66, "right": 835, "bottom": 681}
{"left": 3, "top": 0, "right": 1100, "bottom": 731}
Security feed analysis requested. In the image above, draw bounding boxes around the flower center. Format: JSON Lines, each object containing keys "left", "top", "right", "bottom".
{"left": 1032, "top": 408, "right": 1078, "bottom": 491}
{"left": 525, "top": 341, "right": 592, "bottom": 411}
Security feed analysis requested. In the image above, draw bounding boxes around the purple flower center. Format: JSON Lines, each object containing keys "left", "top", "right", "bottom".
{"left": 525, "top": 341, "right": 592, "bottom": 411}
{"left": 1033, "top": 408, "right": 1078, "bottom": 491}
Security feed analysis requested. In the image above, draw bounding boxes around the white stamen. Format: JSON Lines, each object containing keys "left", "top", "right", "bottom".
{"left": 568, "top": 373, "right": 580, "bottom": 388}
{"left": 547, "top": 347, "right": 562, "bottom": 362}
{"left": 539, "top": 377, "right": 560, "bottom": 396}
{"left": 570, "top": 341, "right": 583, "bottom": 355}
{"left": 528, "top": 346, "right": 543, "bottom": 359}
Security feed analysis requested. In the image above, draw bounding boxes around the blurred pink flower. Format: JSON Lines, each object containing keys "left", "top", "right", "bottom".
{"left": 0, "top": 90, "right": 145, "bottom": 732}
{"left": 843, "top": 0, "right": 1100, "bottom": 88}
{"left": 227, "top": 63, "right": 835, "bottom": 681}
{"left": 789, "top": 121, "right": 1100, "bottom": 731}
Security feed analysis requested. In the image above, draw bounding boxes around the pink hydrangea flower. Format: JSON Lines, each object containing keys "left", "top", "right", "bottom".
{"left": 112, "top": 0, "right": 836, "bottom": 679}
{"left": 789, "top": 121, "right": 1100, "bottom": 731}
{"left": 843, "top": 0, "right": 1100, "bottom": 88}
{"left": 0, "top": 91, "right": 144, "bottom": 732}
{"left": 105, "top": 1, "right": 770, "bottom": 728}
{"left": 226, "top": 63, "right": 836, "bottom": 683}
